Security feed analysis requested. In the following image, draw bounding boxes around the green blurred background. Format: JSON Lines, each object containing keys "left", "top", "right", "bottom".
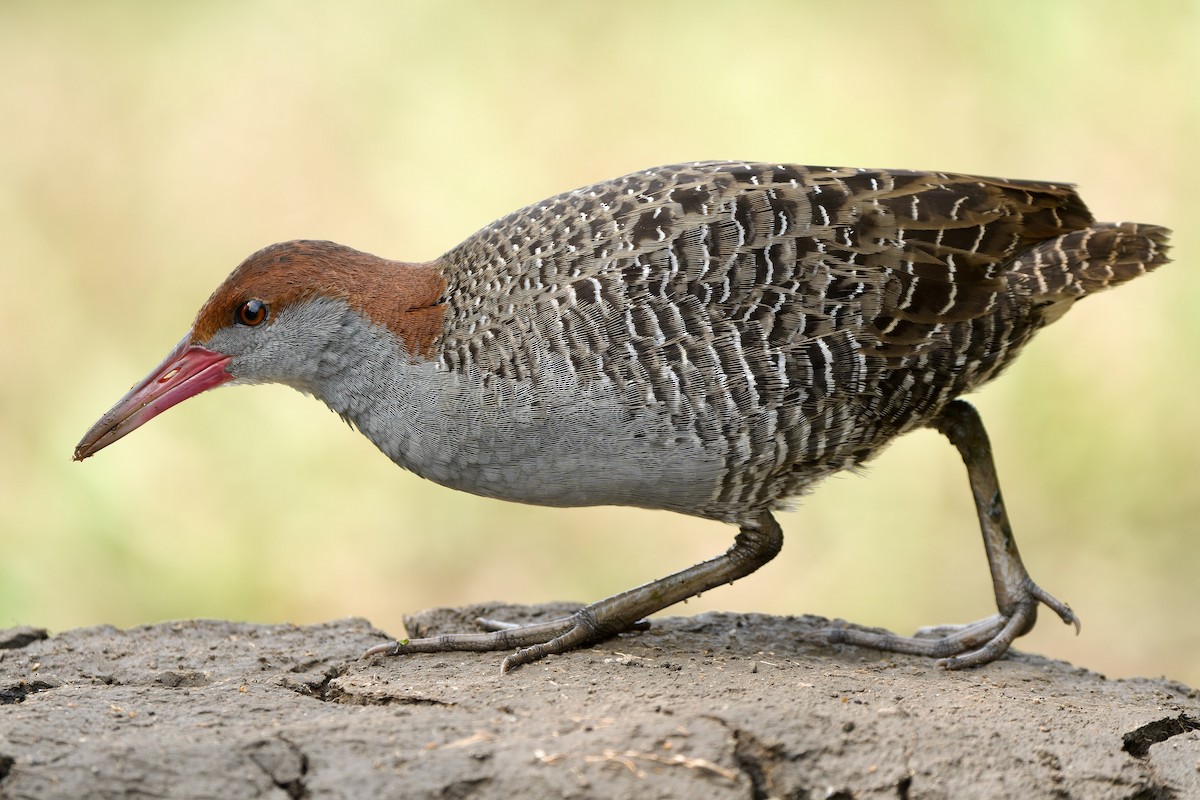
{"left": 2, "top": 1, "right": 1196, "bottom": 686}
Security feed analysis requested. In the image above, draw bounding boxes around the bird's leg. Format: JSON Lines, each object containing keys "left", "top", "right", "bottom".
{"left": 823, "top": 399, "right": 1080, "bottom": 668}
{"left": 364, "top": 512, "right": 784, "bottom": 672}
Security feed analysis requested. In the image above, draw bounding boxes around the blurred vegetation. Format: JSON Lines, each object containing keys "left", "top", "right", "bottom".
{"left": 1, "top": 1, "right": 1196, "bottom": 686}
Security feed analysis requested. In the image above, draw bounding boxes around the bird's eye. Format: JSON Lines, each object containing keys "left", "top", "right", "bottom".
{"left": 235, "top": 299, "right": 269, "bottom": 327}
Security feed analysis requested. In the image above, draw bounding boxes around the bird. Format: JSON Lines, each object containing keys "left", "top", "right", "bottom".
{"left": 75, "top": 161, "right": 1171, "bottom": 672}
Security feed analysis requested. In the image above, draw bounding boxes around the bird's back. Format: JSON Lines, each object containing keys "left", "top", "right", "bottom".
{"left": 423, "top": 162, "right": 1168, "bottom": 521}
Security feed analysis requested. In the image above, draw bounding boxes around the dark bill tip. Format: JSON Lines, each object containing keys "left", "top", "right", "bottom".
{"left": 75, "top": 334, "right": 233, "bottom": 461}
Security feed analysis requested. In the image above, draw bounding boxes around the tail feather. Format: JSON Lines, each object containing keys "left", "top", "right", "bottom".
{"left": 1011, "top": 222, "right": 1172, "bottom": 301}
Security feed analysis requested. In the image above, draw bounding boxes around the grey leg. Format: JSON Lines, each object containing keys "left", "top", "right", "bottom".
{"left": 823, "top": 399, "right": 1080, "bottom": 668}
{"left": 364, "top": 512, "right": 784, "bottom": 672}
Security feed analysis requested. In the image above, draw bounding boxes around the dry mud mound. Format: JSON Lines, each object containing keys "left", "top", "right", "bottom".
{"left": 1, "top": 606, "right": 1198, "bottom": 799}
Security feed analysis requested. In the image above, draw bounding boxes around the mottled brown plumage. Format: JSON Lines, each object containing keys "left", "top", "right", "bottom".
{"left": 76, "top": 161, "right": 1171, "bottom": 672}
{"left": 429, "top": 163, "right": 1167, "bottom": 521}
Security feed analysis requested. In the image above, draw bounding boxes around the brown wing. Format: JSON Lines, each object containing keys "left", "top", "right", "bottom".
{"left": 437, "top": 161, "right": 1095, "bottom": 381}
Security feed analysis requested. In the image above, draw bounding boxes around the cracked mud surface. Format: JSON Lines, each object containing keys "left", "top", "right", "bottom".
{"left": 1, "top": 607, "right": 1198, "bottom": 799}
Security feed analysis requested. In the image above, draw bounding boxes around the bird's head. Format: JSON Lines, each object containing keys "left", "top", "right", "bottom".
{"left": 74, "top": 240, "right": 444, "bottom": 461}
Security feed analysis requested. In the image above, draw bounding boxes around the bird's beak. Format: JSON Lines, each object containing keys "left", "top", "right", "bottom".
{"left": 74, "top": 334, "right": 233, "bottom": 461}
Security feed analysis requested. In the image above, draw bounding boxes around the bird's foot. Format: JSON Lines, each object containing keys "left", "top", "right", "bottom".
{"left": 361, "top": 610, "right": 650, "bottom": 673}
{"left": 818, "top": 579, "right": 1079, "bottom": 669}
{"left": 365, "top": 513, "right": 784, "bottom": 673}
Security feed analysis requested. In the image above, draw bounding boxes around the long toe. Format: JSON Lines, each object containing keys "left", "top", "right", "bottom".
{"left": 364, "top": 614, "right": 583, "bottom": 658}
{"left": 819, "top": 599, "right": 1051, "bottom": 667}
{"left": 362, "top": 609, "right": 644, "bottom": 672}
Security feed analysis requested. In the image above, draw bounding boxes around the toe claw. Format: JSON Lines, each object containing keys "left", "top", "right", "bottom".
{"left": 362, "top": 640, "right": 402, "bottom": 658}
